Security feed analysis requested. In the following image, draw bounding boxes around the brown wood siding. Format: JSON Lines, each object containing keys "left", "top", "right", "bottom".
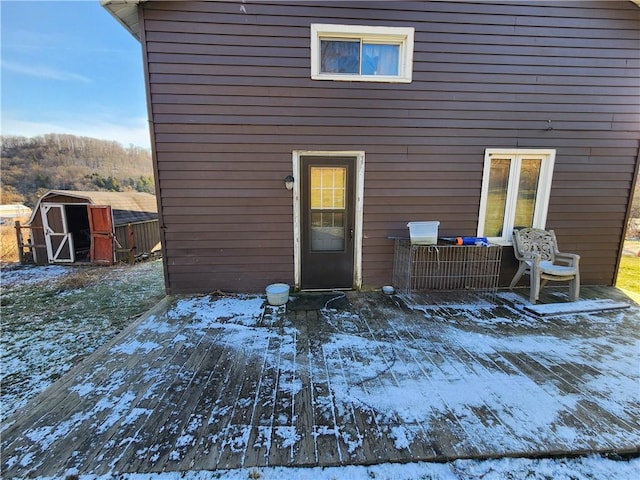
{"left": 140, "top": 0, "right": 640, "bottom": 294}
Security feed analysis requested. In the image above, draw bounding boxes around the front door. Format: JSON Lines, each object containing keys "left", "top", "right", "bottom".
{"left": 301, "top": 156, "right": 355, "bottom": 289}
{"left": 41, "top": 204, "right": 74, "bottom": 263}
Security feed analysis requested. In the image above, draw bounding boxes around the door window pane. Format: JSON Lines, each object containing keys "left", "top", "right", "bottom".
{"left": 311, "top": 167, "right": 346, "bottom": 209}
{"left": 320, "top": 40, "right": 360, "bottom": 74}
{"left": 310, "top": 167, "right": 347, "bottom": 251}
{"left": 311, "top": 226, "right": 345, "bottom": 251}
{"left": 311, "top": 213, "right": 345, "bottom": 251}
{"left": 362, "top": 43, "right": 399, "bottom": 75}
{"left": 485, "top": 158, "right": 511, "bottom": 237}
{"left": 514, "top": 158, "right": 542, "bottom": 230}
{"left": 311, "top": 212, "right": 344, "bottom": 227}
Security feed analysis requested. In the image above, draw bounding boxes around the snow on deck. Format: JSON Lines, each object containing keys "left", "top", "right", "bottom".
{"left": 1, "top": 289, "right": 639, "bottom": 478}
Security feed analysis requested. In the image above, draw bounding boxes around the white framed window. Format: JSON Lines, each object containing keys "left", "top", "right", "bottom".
{"left": 477, "top": 148, "right": 556, "bottom": 244}
{"left": 310, "top": 24, "right": 414, "bottom": 83}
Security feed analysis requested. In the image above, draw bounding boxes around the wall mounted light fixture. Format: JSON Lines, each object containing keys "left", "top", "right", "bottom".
{"left": 284, "top": 175, "right": 295, "bottom": 190}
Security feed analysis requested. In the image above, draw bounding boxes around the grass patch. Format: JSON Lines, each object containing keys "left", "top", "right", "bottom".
{"left": 617, "top": 254, "right": 640, "bottom": 295}
{"left": 1, "top": 260, "right": 165, "bottom": 417}
{"left": 55, "top": 268, "right": 111, "bottom": 292}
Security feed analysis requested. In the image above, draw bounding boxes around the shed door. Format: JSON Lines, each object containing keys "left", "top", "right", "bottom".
{"left": 301, "top": 157, "right": 355, "bottom": 289}
{"left": 41, "top": 204, "right": 74, "bottom": 263}
{"left": 88, "top": 205, "right": 114, "bottom": 265}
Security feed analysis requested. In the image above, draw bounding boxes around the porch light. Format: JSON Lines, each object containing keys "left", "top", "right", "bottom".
{"left": 284, "top": 175, "right": 295, "bottom": 190}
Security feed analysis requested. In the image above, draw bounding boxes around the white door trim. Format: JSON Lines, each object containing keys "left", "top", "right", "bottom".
{"left": 292, "top": 150, "right": 365, "bottom": 290}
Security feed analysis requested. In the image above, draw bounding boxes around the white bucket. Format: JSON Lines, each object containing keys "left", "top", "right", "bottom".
{"left": 266, "top": 283, "right": 290, "bottom": 306}
{"left": 407, "top": 221, "right": 440, "bottom": 245}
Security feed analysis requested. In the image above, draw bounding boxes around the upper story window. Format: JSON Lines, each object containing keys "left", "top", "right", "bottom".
{"left": 477, "top": 149, "right": 556, "bottom": 244}
{"left": 311, "top": 24, "right": 414, "bottom": 83}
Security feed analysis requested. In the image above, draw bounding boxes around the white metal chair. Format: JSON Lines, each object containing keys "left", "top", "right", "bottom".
{"left": 510, "top": 228, "right": 580, "bottom": 304}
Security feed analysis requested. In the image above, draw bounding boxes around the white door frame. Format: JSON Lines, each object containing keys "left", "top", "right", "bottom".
{"left": 41, "top": 203, "right": 75, "bottom": 263}
{"left": 292, "top": 150, "right": 365, "bottom": 290}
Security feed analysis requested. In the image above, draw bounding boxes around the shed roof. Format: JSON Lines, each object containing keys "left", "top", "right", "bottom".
{"left": 29, "top": 190, "right": 158, "bottom": 226}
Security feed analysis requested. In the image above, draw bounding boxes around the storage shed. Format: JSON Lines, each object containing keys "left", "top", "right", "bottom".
{"left": 26, "top": 190, "right": 160, "bottom": 265}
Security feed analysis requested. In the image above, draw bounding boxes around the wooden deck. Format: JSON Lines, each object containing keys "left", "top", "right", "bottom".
{"left": 2, "top": 286, "right": 639, "bottom": 478}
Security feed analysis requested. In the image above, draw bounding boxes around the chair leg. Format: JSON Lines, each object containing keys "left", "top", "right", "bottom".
{"left": 510, "top": 264, "right": 528, "bottom": 288}
{"left": 530, "top": 277, "right": 540, "bottom": 304}
{"left": 569, "top": 276, "right": 580, "bottom": 301}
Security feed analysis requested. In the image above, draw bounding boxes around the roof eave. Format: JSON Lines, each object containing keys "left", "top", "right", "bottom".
{"left": 100, "top": 0, "right": 144, "bottom": 41}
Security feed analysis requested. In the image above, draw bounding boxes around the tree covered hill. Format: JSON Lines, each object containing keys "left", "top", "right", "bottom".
{"left": 1, "top": 134, "right": 154, "bottom": 207}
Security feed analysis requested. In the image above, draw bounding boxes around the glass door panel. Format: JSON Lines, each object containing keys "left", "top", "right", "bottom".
{"left": 485, "top": 158, "right": 511, "bottom": 237}
{"left": 310, "top": 167, "right": 346, "bottom": 252}
{"left": 514, "top": 158, "right": 542, "bottom": 229}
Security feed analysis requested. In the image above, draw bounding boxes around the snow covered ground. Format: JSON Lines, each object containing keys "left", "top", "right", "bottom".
{"left": 1, "top": 261, "right": 165, "bottom": 417}
{"left": 46, "top": 455, "right": 640, "bottom": 480}
{"left": 1, "top": 264, "right": 638, "bottom": 479}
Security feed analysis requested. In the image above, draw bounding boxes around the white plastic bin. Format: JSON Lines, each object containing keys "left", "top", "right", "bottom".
{"left": 407, "top": 221, "right": 440, "bottom": 245}
{"left": 266, "top": 283, "right": 290, "bottom": 306}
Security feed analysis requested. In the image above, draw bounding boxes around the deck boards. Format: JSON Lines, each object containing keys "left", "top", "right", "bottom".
{"left": 1, "top": 287, "right": 639, "bottom": 478}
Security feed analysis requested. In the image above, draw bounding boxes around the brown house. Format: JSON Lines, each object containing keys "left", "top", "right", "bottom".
{"left": 103, "top": 0, "right": 640, "bottom": 294}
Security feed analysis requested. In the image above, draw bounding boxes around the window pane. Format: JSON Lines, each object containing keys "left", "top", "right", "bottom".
{"left": 362, "top": 43, "right": 399, "bottom": 75}
{"left": 514, "top": 159, "right": 542, "bottom": 230}
{"left": 310, "top": 167, "right": 346, "bottom": 209}
{"left": 322, "top": 189, "right": 334, "bottom": 207}
{"left": 321, "top": 168, "right": 335, "bottom": 185}
{"left": 310, "top": 168, "right": 346, "bottom": 251}
{"left": 311, "top": 213, "right": 344, "bottom": 251}
{"left": 320, "top": 40, "right": 360, "bottom": 74}
{"left": 485, "top": 159, "right": 511, "bottom": 237}
{"left": 311, "top": 212, "right": 344, "bottom": 228}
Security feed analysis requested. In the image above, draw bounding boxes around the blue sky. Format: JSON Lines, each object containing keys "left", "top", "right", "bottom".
{"left": 1, "top": 0, "right": 151, "bottom": 148}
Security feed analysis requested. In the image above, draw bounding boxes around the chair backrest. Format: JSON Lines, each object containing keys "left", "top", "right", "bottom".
{"left": 512, "top": 228, "right": 557, "bottom": 262}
